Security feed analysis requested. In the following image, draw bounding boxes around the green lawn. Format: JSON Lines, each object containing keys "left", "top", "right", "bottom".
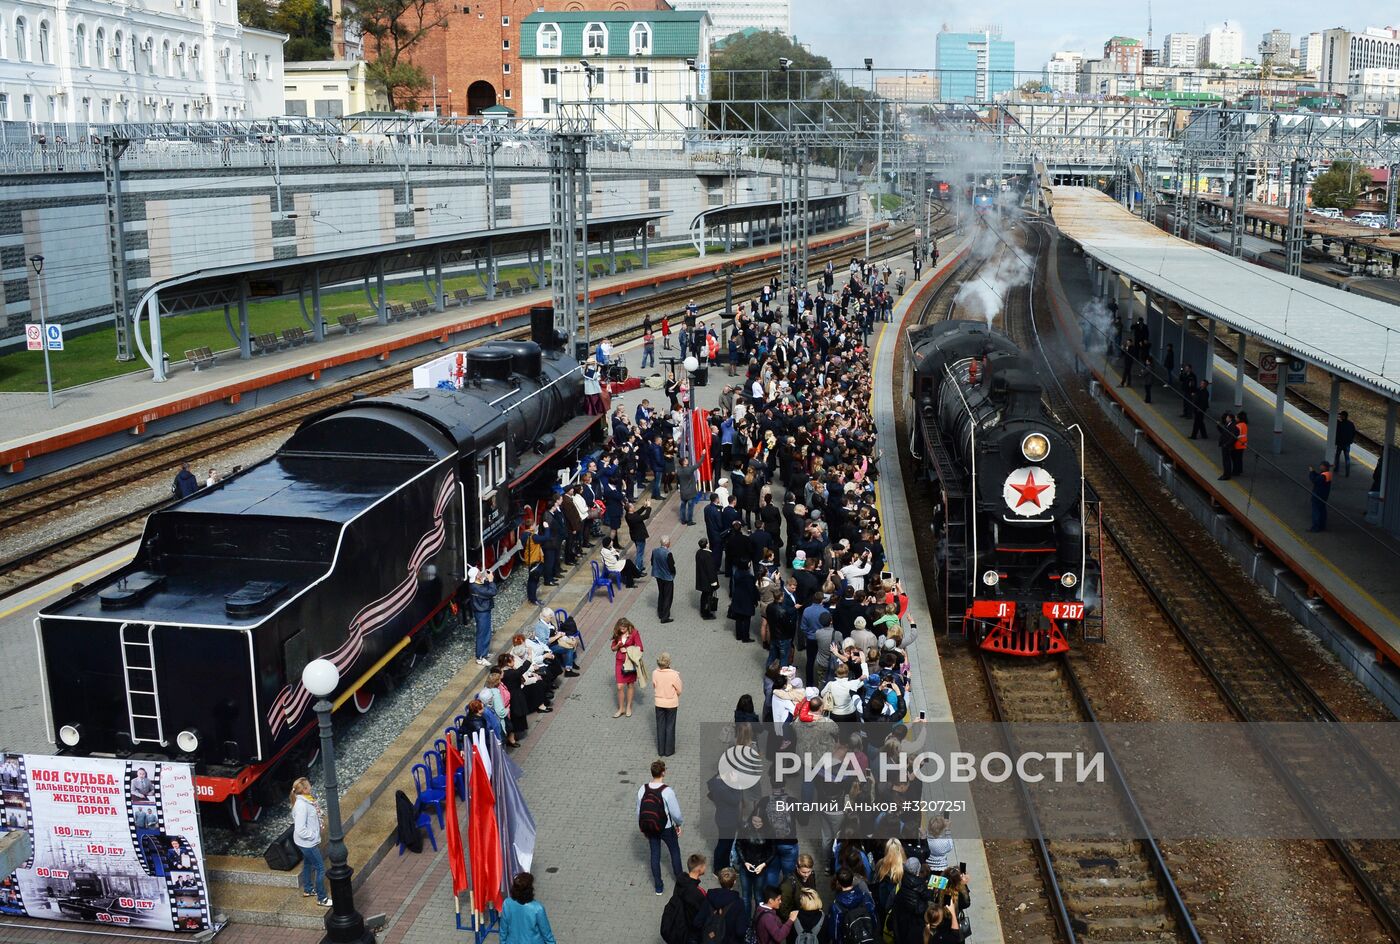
{"left": 0, "top": 245, "right": 703, "bottom": 393}
{"left": 876, "top": 193, "right": 907, "bottom": 212}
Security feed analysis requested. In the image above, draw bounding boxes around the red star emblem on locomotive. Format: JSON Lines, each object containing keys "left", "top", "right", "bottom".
{"left": 1009, "top": 470, "right": 1050, "bottom": 508}
{"left": 1003, "top": 467, "right": 1056, "bottom": 516}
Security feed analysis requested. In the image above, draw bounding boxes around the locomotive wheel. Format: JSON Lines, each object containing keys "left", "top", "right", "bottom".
{"left": 352, "top": 688, "right": 375, "bottom": 713}
{"left": 427, "top": 607, "right": 450, "bottom": 634}
{"left": 494, "top": 533, "right": 516, "bottom": 579}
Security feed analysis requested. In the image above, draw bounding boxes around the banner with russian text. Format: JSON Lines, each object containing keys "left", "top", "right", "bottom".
{"left": 0, "top": 753, "right": 211, "bottom": 932}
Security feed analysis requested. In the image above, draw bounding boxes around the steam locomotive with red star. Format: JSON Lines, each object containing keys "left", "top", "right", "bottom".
{"left": 909, "top": 320, "right": 1102, "bottom": 656}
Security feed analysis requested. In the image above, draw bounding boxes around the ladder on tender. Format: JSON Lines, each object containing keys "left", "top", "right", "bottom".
{"left": 120, "top": 623, "right": 167, "bottom": 747}
{"left": 924, "top": 414, "right": 970, "bottom": 640}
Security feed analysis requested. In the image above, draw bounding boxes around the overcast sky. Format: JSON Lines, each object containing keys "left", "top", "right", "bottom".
{"left": 792, "top": 1, "right": 1388, "bottom": 76}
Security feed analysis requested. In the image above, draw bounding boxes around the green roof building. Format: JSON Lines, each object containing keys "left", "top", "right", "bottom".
{"left": 519, "top": 10, "right": 710, "bottom": 147}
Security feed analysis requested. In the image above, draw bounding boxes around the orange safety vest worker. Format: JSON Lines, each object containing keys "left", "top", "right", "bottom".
{"left": 1234, "top": 421, "right": 1248, "bottom": 450}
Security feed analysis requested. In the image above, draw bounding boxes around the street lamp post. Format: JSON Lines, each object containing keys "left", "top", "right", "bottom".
{"left": 29, "top": 254, "right": 55, "bottom": 409}
{"left": 719, "top": 261, "right": 739, "bottom": 347}
{"left": 301, "top": 659, "right": 374, "bottom": 944}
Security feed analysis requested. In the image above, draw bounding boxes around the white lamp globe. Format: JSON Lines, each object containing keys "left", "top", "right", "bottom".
{"left": 302, "top": 658, "right": 341, "bottom": 698}
{"left": 683, "top": 356, "right": 699, "bottom": 372}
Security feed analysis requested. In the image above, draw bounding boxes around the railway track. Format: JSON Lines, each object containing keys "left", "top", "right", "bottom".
{"left": 1010, "top": 221, "right": 1400, "bottom": 940}
{"left": 910, "top": 226, "right": 1200, "bottom": 943}
{"left": 981, "top": 654, "right": 1201, "bottom": 944}
{"left": 1, "top": 218, "right": 937, "bottom": 599}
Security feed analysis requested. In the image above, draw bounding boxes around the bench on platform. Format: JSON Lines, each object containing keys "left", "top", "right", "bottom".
{"left": 282, "top": 327, "right": 308, "bottom": 347}
{"left": 411, "top": 298, "right": 432, "bottom": 317}
{"left": 387, "top": 303, "right": 409, "bottom": 323}
{"left": 452, "top": 289, "right": 473, "bottom": 307}
{"left": 252, "top": 333, "right": 281, "bottom": 356}
{"left": 515, "top": 277, "right": 532, "bottom": 294}
{"left": 339, "top": 314, "right": 362, "bottom": 334}
{"left": 185, "top": 346, "right": 217, "bottom": 371}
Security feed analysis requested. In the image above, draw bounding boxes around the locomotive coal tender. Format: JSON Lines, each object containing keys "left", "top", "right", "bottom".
{"left": 910, "top": 320, "right": 1102, "bottom": 656}
{"left": 35, "top": 330, "right": 601, "bottom": 823}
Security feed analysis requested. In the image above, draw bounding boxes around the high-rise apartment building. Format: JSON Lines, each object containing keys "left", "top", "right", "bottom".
{"left": 1298, "top": 33, "right": 1323, "bottom": 73}
{"left": 1103, "top": 36, "right": 1143, "bottom": 81}
{"left": 1043, "top": 51, "right": 1083, "bottom": 94}
{"left": 1258, "top": 28, "right": 1291, "bottom": 67}
{"left": 1199, "top": 23, "right": 1243, "bottom": 66}
{"left": 936, "top": 27, "right": 1016, "bottom": 101}
{"left": 1318, "top": 27, "right": 1400, "bottom": 94}
{"left": 669, "top": 0, "right": 789, "bottom": 41}
{"left": 1161, "top": 33, "right": 1199, "bottom": 68}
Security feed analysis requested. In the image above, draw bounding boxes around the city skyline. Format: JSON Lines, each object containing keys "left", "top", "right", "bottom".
{"left": 792, "top": 0, "right": 1388, "bottom": 75}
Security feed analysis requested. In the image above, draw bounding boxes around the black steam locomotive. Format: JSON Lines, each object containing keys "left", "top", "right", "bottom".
{"left": 36, "top": 338, "right": 601, "bottom": 823}
{"left": 910, "top": 320, "right": 1100, "bottom": 656}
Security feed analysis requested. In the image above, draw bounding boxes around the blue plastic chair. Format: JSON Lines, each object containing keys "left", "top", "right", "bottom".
{"left": 555, "top": 609, "right": 584, "bottom": 652}
{"left": 588, "top": 560, "right": 614, "bottom": 603}
{"left": 412, "top": 762, "right": 446, "bottom": 829}
{"left": 397, "top": 801, "right": 438, "bottom": 856}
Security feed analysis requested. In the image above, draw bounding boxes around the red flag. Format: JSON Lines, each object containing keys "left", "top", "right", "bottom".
{"left": 444, "top": 741, "right": 468, "bottom": 896}
{"left": 467, "top": 744, "right": 503, "bottom": 913}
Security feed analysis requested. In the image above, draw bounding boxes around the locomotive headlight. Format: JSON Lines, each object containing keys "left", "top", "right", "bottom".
{"left": 982, "top": 570, "right": 999, "bottom": 587}
{"left": 176, "top": 729, "right": 200, "bottom": 754}
{"left": 58, "top": 724, "right": 82, "bottom": 747}
{"left": 1061, "top": 572, "right": 1077, "bottom": 588}
{"left": 1021, "top": 432, "right": 1051, "bottom": 462}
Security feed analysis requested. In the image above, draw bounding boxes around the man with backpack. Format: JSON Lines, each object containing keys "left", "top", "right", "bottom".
{"left": 830, "top": 868, "right": 878, "bottom": 944}
{"left": 637, "top": 759, "right": 685, "bottom": 895}
{"left": 660, "top": 854, "right": 709, "bottom": 944}
{"left": 693, "top": 868, "right": 746, "bottom": 944}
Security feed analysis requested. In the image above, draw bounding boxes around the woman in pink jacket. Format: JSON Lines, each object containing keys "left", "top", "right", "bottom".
{"left": 651, "top": 652, "right": 683, "bottom": 757}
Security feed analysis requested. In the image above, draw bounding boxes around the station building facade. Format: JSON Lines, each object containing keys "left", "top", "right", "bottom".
{"left": 0, "top": 0, "right": 285, "bottom": 125}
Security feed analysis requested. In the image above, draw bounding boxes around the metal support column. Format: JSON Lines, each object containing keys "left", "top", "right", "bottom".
{"left": 433, "top": 249, "right": 445, "bottom": 312}
{"left": 1234, "top": 331, "right": 1247, "bottom": 407}
{"left": 780, "top": 145, "right": 794, "bottom": 292}
{"left": 485, "top": 142, "right": 498, "bottom": 229}
{"left": 1387, "top": 163, "right": 1399, "bottom": 232}
{"left": 486, "top": 240, "right": 496, "bottom": 300}
{"left": 375, "top": 261, "right": 387, "bottom": 325}
{"left": 1185, "top": 154, "right": 1201, "bottom": 244}
{"left": 1325, "top": 377, "right": 1342, "bottom": 464}
{"left": 1170, "top": 158, "right": 1185, "bottom": 238}
{"left": 1230, "top": 149, "right": 1247, "bottom": 258}
{"left": 1272, "top": 369, "right": 1287, "bottom": 455}
{"left": 311, "top": 270, "right": 324, "bottom": 341}
{"left": 102, "top": 136, "right": 134, "bottom": 362}
{"left": 237, "top": 280, "right": 252, "bottom": 360}
{"left": 1285, "top": 158, "right": 1308, "bottom": 278}
{"left": 1203, "top": 318, "right": 1216, "bottom": 388}
{"left": 548, "top": 133, "right": 587, "bottom": 344}
{"left": 796, "top": 144, "right": 810, "bottom": 287}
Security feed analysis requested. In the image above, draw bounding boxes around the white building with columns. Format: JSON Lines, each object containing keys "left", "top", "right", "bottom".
{"left": 0, "top": 0, "right": 284, "bottom": 126}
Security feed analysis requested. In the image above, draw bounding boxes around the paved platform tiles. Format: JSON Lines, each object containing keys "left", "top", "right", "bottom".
{"left": 0, "top": 220, "right": 884, "bottom": 468}
{"left": 1046, "top": 234, "right": 1400, "bottom": 672}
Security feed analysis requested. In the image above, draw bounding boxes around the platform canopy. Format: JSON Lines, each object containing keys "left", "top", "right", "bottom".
{"left": 1050, "top": 186, "right": 1400, "bottom": 402}
{"left": 689, "top": 191, "right": 856, "bottom": 233}
{"left": 143, "top": 211, "right": 669, "bottom": 315}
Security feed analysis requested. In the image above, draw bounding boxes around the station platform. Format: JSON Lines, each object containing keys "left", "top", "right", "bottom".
{"left": 0, "top": 220, "right": 886, "bottom": 479}
{"left": 1043, "top": 230, "right": 1400, "bottom": 710}
{"left": 1193, "top": 194, "right": 1400, "bottom": 264}
{"left": 0, "top": 225, "right": 1002, "bottom": 944}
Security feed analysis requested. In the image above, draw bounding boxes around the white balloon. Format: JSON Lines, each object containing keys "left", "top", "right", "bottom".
{"left": 683, "top": 356, "right": 699, "bottom": 372}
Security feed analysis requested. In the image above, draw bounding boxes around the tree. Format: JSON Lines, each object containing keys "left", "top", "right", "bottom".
{"left": 1311, "top": 161, "right": 1371, "bottom": 210}
{"left": 238, "top": 0, "right": 332, "bottom": 62}
{"left": 707, "top": 30, "right": 869, "bottom": 165}
{"left": 343, "top": 0, "right": 448, "bottom": 109}
{"left": 1019, "top": 79, "right": 1045, "bottom": 94}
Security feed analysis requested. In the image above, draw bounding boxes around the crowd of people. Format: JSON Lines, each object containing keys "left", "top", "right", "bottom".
{"left": 458, "top": 244, "right": 970, "bottom": 944}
